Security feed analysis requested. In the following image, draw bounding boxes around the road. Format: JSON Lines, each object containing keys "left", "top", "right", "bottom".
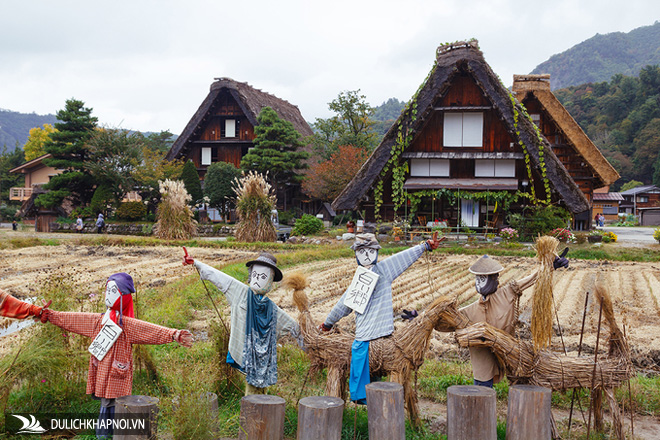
{"left": 602, "top": 225, "right": 657, "bottom": 245}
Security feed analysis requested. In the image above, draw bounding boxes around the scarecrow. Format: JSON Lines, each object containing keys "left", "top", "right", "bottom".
{"left": 0, "top": 289, "right": 49, "bottom": 320}
{"left": 319, "top": 232, "right": 443, "bottom": 404}
{"left": 460, "top": 251, "right": 568, "bottom": 387}
{"left": 41, "top": 273, "right": 192, "bottom": 438}
{"left": 183, "top": 251, "right": 301, "bottom": 395}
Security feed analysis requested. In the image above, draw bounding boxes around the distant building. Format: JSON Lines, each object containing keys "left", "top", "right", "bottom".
{"left": 166, "top": 77, "right": 314, "bottom": 212}
{"left": 9, "top": 154, "right": 61, "bottom": 202}
{"left": 619, "top": 185, "right": 660, "bottom": 216}
{"left": 592, "top": 188, "right": 623, "bottom": 222}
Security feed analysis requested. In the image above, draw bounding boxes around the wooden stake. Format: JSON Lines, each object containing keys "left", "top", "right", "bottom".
{"left": 567, "top": 291, "right": 589, "bottom": 437}
{"left": 586, "top": 299, "right": 604, "bottom": 440}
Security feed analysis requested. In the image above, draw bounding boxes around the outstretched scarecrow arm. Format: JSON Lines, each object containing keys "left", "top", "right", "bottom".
{"left": 183, "top": 248, "right": 242, "bottom": 306}
{"left": 123, "top": 316, "right": 193, "bottom": 347}
{"left": 43, "top": 310, "right": 101, "bottom": 339}
{"left": 377, "top": 233, "right": 445, "bottom": 281}
{"left": 0, "top": 290, "right": 49, "bottom": 320}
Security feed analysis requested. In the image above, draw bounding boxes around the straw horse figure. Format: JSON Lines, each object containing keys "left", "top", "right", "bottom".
{"left": 284, "top": 273, "right": 467, "bottom": 426}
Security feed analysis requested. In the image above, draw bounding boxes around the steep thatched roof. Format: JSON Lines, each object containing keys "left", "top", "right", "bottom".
{"left": 166, "top": 78, "right": 313, "bottom": 161}
{"left": 332, "top": 41, "right": 590, "bottom": 214}
{"left": 512, "top": 74, "right": 620, "bottom": 187}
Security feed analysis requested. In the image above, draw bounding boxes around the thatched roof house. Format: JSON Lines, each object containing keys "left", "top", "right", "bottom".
{"left": 512, "top": 74, "right": 619, "bottom": 195}
{"left": 166, "top": 77, "right": 313, "bottom": 172}
{"left": 332, "top": 41, "right": 589, "bottom": 228}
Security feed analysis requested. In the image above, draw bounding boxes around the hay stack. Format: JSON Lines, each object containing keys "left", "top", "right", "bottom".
{"left": 233, "top": 171, "right": 276, "bottom": 242}
{"left": 531, "top": 235, "right": 559, "bottom": 351}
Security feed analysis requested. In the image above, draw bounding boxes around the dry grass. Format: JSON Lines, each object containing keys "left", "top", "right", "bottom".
{"left": 233, "top": 171, "right": 276, "bottom": 243}
{"left": 153, "top": 179, "right": 198, "bottom": 240}
{"left": 531, "top": 235, "right": 559, "bottom": 351}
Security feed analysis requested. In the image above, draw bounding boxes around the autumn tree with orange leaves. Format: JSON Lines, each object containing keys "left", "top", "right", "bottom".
{"left": 302, "top": 145, "right": 370, "bottom": 201}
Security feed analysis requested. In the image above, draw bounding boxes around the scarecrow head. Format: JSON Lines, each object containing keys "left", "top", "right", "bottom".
{"left": 469, "top": 255, "right": 504, "bottom": 297}
{"left": 104, "top": 272, "right": 135, "bottom": 324}
{"left": 350, "top": 233, "right": 382, "bottom": 267}
{"left": 245, "top": 252, "right": 283, "bottom": 295}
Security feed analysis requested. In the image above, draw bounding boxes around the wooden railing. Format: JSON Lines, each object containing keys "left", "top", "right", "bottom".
{"left": 9, "top": 187, "right": 33, "bottom": 201}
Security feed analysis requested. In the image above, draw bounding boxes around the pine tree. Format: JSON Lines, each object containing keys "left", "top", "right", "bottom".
{"left": 180, "top": 160, "right": 203, "bottom": 205}
{"left": 240, "top": 107, "right": 309, "bottom": 200}
{"left": 36, "top": 99, "right": 98, "bottom": 209}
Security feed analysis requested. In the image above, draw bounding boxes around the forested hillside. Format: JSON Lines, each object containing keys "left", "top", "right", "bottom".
{"left": 554, "top": 65, "right": 660, "bottom": 189}
{"left": 0, "top": 109, "right": 57, "bottom": 150}
{"left": 371, "top": 97, "right": 405, "bottom": 137}
{"left": 531, "top": 21, "right": 660, "bottom": 90}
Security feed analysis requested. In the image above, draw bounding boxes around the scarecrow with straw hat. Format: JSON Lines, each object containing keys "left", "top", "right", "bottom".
{"left": 41, "top": 272, "right": 193, "bottom": 439}
{"left": 183, "top": 250, "right": 301, "bottom": 395}
{"left": 460, "top": 250, "right": 568, "bottom": 388}
{"left": 0, "top": 289, "right": 50, "bottom": 320}
{"left": 319, "top": 232, "right": 444, "bottom": 404}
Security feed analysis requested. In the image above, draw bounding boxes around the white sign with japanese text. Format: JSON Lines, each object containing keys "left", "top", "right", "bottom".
{"left": 343, "top": 266, "right": 380, "bottom": 315}
{"left": 88, "top": 313, "right": 123, "bottom": 361}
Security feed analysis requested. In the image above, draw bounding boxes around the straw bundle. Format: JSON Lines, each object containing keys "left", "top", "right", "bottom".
{"left": 531, "top": 235, "right": 559, "bottom": 351}
{"left": 594, "top": 282, "right": 629, "bottom": 359}
{"left": 153, "top": 179, "right": 198, "bottom": 240}
{"left": 456, "top": 322, "right": 633, "bottom": 390}
{"left": 287, "top": 274, "right": 467, "bottom": 426}
{"left": 233, "top": 171, "right": 276, "bottom": 242}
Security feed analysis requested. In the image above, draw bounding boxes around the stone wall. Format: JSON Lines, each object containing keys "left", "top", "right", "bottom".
{"left": 50, "top": 222, "right": 235, "bottom": 237}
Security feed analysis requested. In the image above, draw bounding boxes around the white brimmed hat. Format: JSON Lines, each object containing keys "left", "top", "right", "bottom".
{"left": 468, "top": 255, "right": 504, "bottom": 275}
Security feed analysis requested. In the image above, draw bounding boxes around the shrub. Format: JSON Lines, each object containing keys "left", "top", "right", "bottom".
{"left": 602, "top": 231, "right": 617, "bottom": 243}
{"left": 499, "top": 227, "right": 519, "bottom": 241}
{"left": 292, "top": 214, "right": 324, "bottom": 236}
{"left": 574, "top": 232, "right": 588, "bottom": 244}
{"left": 507, "top": 206, "right": 571, "bottom": 240}
{"left": 90, "top": 183, "right": 115, "bottom": 215}
{"left": 116, "top": 201, "right": 147, "bottom": 221}
{"left": 549, "top": 228, "right": 577, "bottom": 243}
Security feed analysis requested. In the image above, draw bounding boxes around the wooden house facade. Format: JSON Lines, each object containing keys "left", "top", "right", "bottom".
{"left": 166, "top": 78, "right": 313, "bottom": 210}
{"left": 619, "top": 185, "right": 660, "bottom": 215}
{"left": 512, "top": 74, "right": 620, "bottom": 229}
{"left": 332, "top": 41, "right": 590, "bottom": 229}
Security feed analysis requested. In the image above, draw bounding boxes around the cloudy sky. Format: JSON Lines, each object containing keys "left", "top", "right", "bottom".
{"left": 1, "top": 0, "right": 659, "bottom": 134}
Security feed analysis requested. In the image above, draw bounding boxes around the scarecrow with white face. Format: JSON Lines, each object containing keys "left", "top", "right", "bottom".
{"left": 460, "top": 252, "right": 568, "bottom": 388}
{"left": 320, "top": 232, "right": 443, "bottom": 404}
{"left": 183, "top": 251, "right": 301, "bottom": 395}
{"left": 0, "top": 289, "right": 49, "bottom": 320}
{"left": 41, "top": 273, "right": 192, "bottom": 438}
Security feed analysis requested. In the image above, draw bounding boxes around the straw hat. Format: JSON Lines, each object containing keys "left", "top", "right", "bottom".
{"left": 245, "top": 252, "right": 283, "bottom": 282}
{"left": 468, "top": 255, "right": 504, "bottom": 275}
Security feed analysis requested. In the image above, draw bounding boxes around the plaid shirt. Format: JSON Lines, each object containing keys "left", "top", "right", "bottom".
{"left": 194, "top": 260, "right": 300, "bottom": 369}
{"left": 48, "top": 311, "right": 178, "bottom": 399}
{"left": 325, "top": 243, "right": 428, "bottom": 341}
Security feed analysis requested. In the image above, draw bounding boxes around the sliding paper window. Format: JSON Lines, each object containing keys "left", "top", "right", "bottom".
{"left": 443, "top": 112, "right": 483, "bottom": 147}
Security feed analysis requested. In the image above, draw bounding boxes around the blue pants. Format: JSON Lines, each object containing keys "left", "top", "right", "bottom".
{"left": 96, "top": 404, "right": 115, "bottom": 439}
{"left": 474, "top": 378, "right": 494, "bottom": 388}
{"left": 349, "top": 340, "right": 370, "bottom": 404}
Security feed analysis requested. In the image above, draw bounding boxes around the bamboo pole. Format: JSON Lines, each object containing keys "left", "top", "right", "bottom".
{"left": 567, "top": 291, "right": 589, "bottom": 437}
{"left": 586, "top": 299, "right": 604, "bottom": 439}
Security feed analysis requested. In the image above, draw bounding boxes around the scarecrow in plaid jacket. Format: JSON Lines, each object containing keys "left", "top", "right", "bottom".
{"left": 183, "top": 251, "right": 301, "bottom": 395}
{"left": 41, "top": 272, "right": 192, "bottom": 438}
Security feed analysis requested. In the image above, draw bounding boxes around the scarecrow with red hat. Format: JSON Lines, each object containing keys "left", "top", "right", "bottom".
{"left": 319, "top": 232, "right": 444, "bottom": 404}
{"left": 460, "top": 252, "right": 568, "bottom": 387}
{"left": 0, "top": 289, "right": 49, "bottom": 320}
{"left": 41, "top": 272, "right": 192, "bottom": 438}
{"left": 183, "top": 250, "right": 301, "bottom": 395}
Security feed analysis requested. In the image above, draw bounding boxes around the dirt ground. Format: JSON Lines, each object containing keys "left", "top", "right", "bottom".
{"left": 1, "top": 242, "right": 659, "bottom": 438}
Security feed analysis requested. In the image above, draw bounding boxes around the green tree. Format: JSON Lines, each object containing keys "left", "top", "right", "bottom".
{"left": 36, "top": 99, "right": 98, "bottom": 209}
{"left": 204, "top": 161, "right": 242, "bottom": 221}
{"left": 240, "top": 107, "right": 310, "bottom": 199}
{"left": 24, "top": 124, "right": 57, "bottom": 161}
{"left": 131, "top": 146, "right": 184, "bottom": 216}
{"left": 620, "top": 180, "right": 644, "bottom": 192}
{"left": 85, "top": 128, "right": 142, "bottom": 207}
{"left": 310, "top": 90, "right": 378, "bottom": 160}
{"left": 0, "top": 145, "right": 25, "bottom": 200}
{"left": 180, "top": 160, "right": 203, "bottom": 205}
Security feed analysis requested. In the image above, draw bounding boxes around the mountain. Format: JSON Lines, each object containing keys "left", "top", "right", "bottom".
{"left": 531, "top": 21, "right": 660, "bottom": 90}
{"left": 0, "top": 109, "right": 57, "bottom": 151}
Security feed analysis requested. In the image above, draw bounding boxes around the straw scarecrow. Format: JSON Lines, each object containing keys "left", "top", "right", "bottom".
{"left": 319, "top": 232, "right": 443, "bottom": 404}
{"left": 460, "top": 240, "right": 568, "bottom": 387}
{"left": 41, "top": 273, "right": 193, "bottom": 439}
{"left": 0, "top": 289, "right": 49, "bottom": 320}
{"left": 183, "top": 250, "right": 301, "bottom": 395}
